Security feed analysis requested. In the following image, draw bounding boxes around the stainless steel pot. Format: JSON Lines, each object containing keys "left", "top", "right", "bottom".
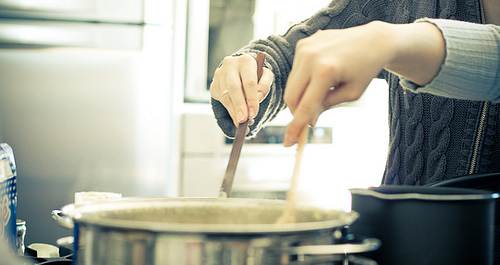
{"left": 54, "top": 197, "right": 380, "bottom": 265}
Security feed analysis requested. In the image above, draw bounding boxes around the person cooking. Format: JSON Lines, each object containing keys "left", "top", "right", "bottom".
{"left": 209, "top": 0, "right": 500, "bottom": 262}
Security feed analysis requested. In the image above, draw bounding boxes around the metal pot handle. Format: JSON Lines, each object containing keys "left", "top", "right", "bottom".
{"left": 427, "top": 172, "right": 500, "bottom": 189}
{"left": 283, "top": 238, "right": 380, "bottom": 255}
{"left": 51, "top": 210, "right": 74, "bottom": 229}
{"left": 288, "top": 254, "right": 378, "bottom": 265}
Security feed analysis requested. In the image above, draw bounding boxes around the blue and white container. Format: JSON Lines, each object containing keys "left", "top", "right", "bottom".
{"left": 0, "top": 143, "right": 17, "bottom": 252}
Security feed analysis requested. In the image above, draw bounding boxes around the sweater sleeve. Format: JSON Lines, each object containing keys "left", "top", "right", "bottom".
{"left": 211, "top": 0, "right": 388, "bottom": 138}
{"left": 400, "top": 19, "right": 500, "bottom": 102}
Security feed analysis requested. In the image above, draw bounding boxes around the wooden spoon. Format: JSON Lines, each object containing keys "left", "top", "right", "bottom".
{"left": 276, "top": 126, "right": 309, "bottom": 224}
{"left": 219, "top": 52, "right": 266, "bottom": 198}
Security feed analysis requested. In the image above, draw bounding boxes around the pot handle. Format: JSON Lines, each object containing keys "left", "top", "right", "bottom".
{"left": 283, "top": 238, "right": 380, "bottom": 255}
{"left": 51, "top": 210, "right": 75, "bottom": 229}
{"left": 427, "top": 172, "right": 500, "bottom": 189}
{"left": 288, "top": 254, "right": 378, "bottom": 265}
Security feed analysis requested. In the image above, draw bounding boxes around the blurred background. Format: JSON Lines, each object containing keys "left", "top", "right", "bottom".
{"left": 0, "top": 0, "right": 388, "bottom": 246}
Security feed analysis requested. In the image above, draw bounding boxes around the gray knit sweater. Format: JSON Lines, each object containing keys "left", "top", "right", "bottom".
{"left": 210, "top": 0, "right": 500, "bottom": 186}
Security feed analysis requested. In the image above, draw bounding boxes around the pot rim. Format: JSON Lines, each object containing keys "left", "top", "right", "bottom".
{"left": 350, "top": 186, "right": 500, "bottom": 201}
{"left": 62, "top": 197, "right": 359, "bottom": 234}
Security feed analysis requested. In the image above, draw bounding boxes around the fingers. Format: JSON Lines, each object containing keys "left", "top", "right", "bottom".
{"left": 239, "top": 58, "right": 259, "bottom": 122}
{"left": 210, "top": 55, "right": 253, "bottom": 126}
{"left": 244, "top": 52, "right": 268, "bottom": 124}
{"left": 283, "top": 48, "right": 340, "bottom": 146}
{"left": 258, "top": 68, "right": 273, "bottom": 103}
{"left": 211, "top": 62, "right": 239, "bottom": 126}
{"left": 282, "top": 27, "right": 381, "bottom": 147}
{"left": 211, "top": 78, "right": 237, "bottom": 126}
{"left": 210, "top": 54, "right": 272, "bottom": 127}
{"left": 283, "top": 42, "right": 311, "bottom": 114}
{"left": 323, "top": 82, "right": 366, "bottom": 108}
{"left": 283, "top": 76, "right": 334, "bottom": 147}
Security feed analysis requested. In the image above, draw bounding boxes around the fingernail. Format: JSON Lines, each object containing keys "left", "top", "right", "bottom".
{"left": 283, "top": 133, "right": 295, "bottom": 147}
{"left": 249, "top": 107, "right": 256, "bottom": 118}
{"left": 237, "top": 111, "right": 245, "bottom": 123}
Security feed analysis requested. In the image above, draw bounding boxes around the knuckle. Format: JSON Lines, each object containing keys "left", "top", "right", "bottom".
{"left": 245, "top": 92, "right": 258, "bottom": 104}
{"left": 225, "top": 82, "right": 240, "bottom": 94}
{"left": 212, "top": 68, "right": 223, "bottom": 83}
{"left": 296, "top": 102, "right": 317, "bottom": 117}
{"left": 296, "top": 39, "right": 316, "bottom": 57}
{"left": 295, "top": 39, "right": 307, "bottom": 51}
{"left": 222, "top": 56, "right": 236, "bottom": 65}
{"left": 316, "top": 61, "right": 336, "bottom": 79}
{"left": 240, "top": 54, "right": 255, "bottom": 64}
{"left": 234, "top": 100, "right": 247, "bottom": 110}
{"left": 213, "top": 65, "right": 223, "bottom": 76}
{"left": 242, "top": 79, "right": 257, "bottom": 90}
{"left": 344, "top": 90, "right": 363, "bottom": 102}
{"left": 223, "top": 54, "right": 254, "bottom": 67}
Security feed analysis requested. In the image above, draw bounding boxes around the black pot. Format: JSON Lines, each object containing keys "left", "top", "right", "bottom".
{"left": 350, "top": 185, "right": 498, "bottom": 265}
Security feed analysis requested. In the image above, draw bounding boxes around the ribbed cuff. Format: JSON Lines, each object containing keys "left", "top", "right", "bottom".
{"left": 401, "top": 18, "right": 500, "bottom": 102}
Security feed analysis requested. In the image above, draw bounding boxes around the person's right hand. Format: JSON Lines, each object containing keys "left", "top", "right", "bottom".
{"left": 210, "top": 54, "right": 274, "bottom": 127}
{"left": 282, "top": 21, "right": 445, "bottom": 147}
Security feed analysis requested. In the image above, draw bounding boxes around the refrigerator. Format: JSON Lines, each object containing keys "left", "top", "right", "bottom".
{"left": 0, "top": 0, "right": 186, "bottom": 245}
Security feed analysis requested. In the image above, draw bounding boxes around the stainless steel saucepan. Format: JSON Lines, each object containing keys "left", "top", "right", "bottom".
{"left": 53, "top": 197, "right": 380, "bottom": 265}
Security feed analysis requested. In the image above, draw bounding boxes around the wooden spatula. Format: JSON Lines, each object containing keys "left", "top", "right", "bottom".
{"left": 276, "top": 127, "right": 309, "bottom": 224}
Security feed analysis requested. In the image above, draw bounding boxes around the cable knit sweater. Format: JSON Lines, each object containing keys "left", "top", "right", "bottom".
{"left": 210, "top": 1, "right": 500, "bottom": 261}
{"left": 211, "top": 0, "right": 500, "bottom": 187}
